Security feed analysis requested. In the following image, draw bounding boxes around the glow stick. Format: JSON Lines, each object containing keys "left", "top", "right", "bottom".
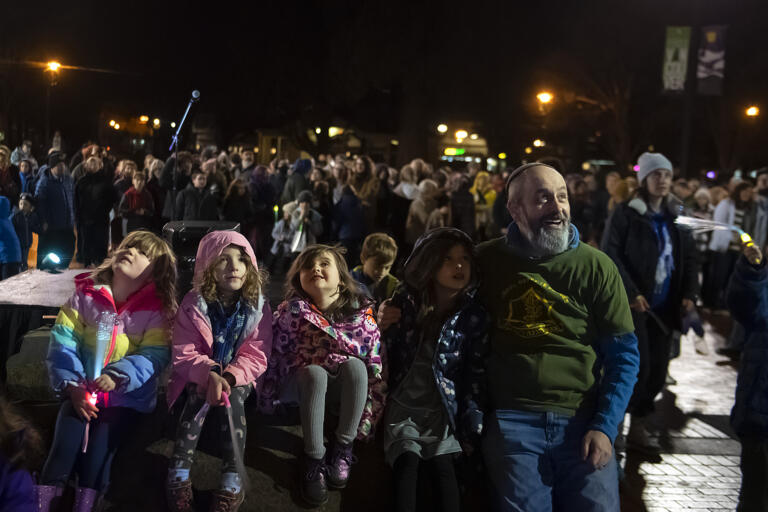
{"left": 675, "top": 215, "right": 761, "bottom": 264}
{"left": 222, "top": 392, "right": 250, "bottom": 490}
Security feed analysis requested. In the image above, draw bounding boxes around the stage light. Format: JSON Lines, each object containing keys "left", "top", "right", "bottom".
{"left": 40, "top": 252, "right": 63, "bottom": 273}
{"left": 706, "top": 170, "right": 716, "bottom": 179}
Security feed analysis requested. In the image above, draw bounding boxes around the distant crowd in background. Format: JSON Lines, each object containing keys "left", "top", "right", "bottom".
{"left": 2, "top": 138, "right": 768, "bottom": 308}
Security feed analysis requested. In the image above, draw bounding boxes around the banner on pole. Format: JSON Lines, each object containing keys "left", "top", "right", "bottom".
{"left": 662, "top": 27, "right": 691, "bottom": 93}
{"left": 697, "top": 25, "right": 727, "bottom": 96}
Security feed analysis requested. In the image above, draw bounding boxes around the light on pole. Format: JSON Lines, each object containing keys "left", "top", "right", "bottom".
{"left": 437, "top": 124, "right": 448, "bottom": 133}
{"left": 746, "top": 106, "right": 760, "bottom": 117}
{"left": 44, "top": 61, "right": 62, "bottom": 145}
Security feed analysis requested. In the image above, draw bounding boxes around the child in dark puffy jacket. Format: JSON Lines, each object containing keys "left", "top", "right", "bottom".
{"left": 726, "top": 242, "right": 768, "bottom": 511}
{"left": 11, "top": 193, "right": 41, "bottom": 271}
{"left": 378, "top": 228, "right": 489, "bottom": 512}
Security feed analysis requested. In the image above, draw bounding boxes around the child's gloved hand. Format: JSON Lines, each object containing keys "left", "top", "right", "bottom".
{"left": 207, "top": 371, "right": 232, "bottom": 406}
{"left": 68, "top": 385, "right": 99, "bottom": 421}
{"left": 93, "top": 374, "right": 116, "bottom": 392}
{"left": 743, "top": 243, "right": 764, "bottom": 266}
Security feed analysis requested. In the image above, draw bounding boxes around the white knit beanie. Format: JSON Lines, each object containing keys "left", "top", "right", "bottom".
{"left": 637, "top": 152, "right": 673, "bottom": 184}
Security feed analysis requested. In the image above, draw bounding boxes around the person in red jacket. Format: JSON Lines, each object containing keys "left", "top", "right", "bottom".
{"left": 118, "top": 172, "right": 155, "bottom": 233}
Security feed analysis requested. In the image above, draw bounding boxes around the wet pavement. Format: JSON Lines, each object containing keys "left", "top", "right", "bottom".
{"left": 619, "top": 312, "right": 742, "bottom": 512}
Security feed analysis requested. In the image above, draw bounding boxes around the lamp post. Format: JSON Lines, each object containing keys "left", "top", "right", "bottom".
{"left": 44, "top": 61, "right": 61, "bottom": 146}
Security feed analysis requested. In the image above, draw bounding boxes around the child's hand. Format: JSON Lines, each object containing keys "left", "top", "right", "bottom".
{"left": 68, "top": 386, "right": 99, "bottom": 421}
{"left": 207, "top": 372, "right": 232, "bottom": 406}
{"left": 744, "top": 244, "right": 763, "bottom": 266}
{"left": 377, "top": 299, "right": 401, "bottom": 331}
{"left": 93, "top": 374, "right": 116, "bottom": 392}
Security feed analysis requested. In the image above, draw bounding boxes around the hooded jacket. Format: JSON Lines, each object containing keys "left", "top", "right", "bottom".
{"left": 0, "top": 197, "right": 22, "bottom": 264}
{"left": 46, "top": 273, "right": 171, "bottom": 413}
{"left": 258, "top": 298, "right": 386, "bottom": 440}
{"left": 167, "top": 231, "right": 273, "bottom": 407}
{"left": 727, "top": 256, "right": 768, "bottom": 437}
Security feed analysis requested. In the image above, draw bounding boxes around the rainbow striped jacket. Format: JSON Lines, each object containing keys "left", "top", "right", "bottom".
{"left": 46, "top": 272, "right": 171, "bottom": 413}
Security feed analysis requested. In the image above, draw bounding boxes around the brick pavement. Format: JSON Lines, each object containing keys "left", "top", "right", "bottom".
{"left": 620, "top": 314, "right": 743, "bottom": 512}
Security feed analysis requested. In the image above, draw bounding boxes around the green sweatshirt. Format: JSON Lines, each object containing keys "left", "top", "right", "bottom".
{"left": 477, "top": 236, "right": 634, "bottom": 415}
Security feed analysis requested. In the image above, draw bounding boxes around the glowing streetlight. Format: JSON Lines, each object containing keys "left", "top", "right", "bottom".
{"left": 470, "top": 133, "right": 478, "bottom": 140}
{"left": 315, "top": 127, "right": 322, "bottom": 134}
{"left": 139, "top": 115, "right": 149, "bottom": 123}
{"left": 46, "top": 61, "right": 61, "bottom": 72}
{"left": 170, "top": 122, "right": 177, "bottom": 128}
{"left": 109, "top": 120, "right": 116, "bottom": 127}
{"left": 746, "top": 106, "right": 760, "bottom": 117}
{"left": 533, "top": 139, "right": 545, "bottom": 147}
{"left": 437, "top": 124, "right": 448, "bottom": 133}
{"left": 537, "top": 91, "right": 553, "bottom": 104}
{"left": 114, "top": 123, "right": 120, "bottom": 130}
{"left": 498, "top": 152, "right": 507, "bottom": 160}
{"left": 455, "top": 129, "right": 468, "bottom": 140}
{"left": 524, "top": 147, "right": 533, "bottom": 154}
{"left": 153, "top": 118, "right": 161, "bottom": 127}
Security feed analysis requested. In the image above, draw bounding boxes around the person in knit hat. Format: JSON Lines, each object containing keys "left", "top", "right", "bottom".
{"left": 601, "top": 151, "right": 699, "bottom": 453}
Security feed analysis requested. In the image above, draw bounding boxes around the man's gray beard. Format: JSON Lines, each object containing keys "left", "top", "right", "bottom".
{"left": 519, "top": 219, "right": 570, "bottom": 256}
{"left": 532, "top": 224, "right": 570, "bottom": 255}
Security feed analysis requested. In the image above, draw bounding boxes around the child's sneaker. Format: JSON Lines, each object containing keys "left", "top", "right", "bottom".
{"left": 209, "top": 488, "right": 244, "bottom": 512}
{"left": 301, "top": 456, "right": 328, "bottom": 506}
{"left": 326, "top": 440, "right": 356, "bottom": 489}
{"left": 166, "top": 480, "right": 194, "bottom": 512}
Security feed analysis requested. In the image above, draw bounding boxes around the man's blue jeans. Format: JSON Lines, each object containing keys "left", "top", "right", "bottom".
{"left": 482, "top": 409, "right": 619, "bottom": 512}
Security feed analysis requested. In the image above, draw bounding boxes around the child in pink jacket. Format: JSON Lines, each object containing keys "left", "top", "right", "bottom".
{"left": 165, "top": 231, "right": 272, "bottom": 512}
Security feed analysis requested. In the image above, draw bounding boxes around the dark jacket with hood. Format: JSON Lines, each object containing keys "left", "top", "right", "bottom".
{"left": 381, "top": 228, "right": 490, "bottom": 442}
{"left": 727, "top": 255, "right": 768, "bottom": 437}
{"left": 601, "top": 196, "right": 699, "bottom": 329}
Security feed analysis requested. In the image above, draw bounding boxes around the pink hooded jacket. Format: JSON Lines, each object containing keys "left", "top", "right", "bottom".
{"left": 166, "top": 230, "right": 273, "bottom": 407}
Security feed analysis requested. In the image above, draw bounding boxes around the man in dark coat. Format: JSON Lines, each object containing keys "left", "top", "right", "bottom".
{"left": 175, "top": 171, "right": 219, "bottom": 221}
{"left": 75, "top": 156, "right": 117, "bottom": 266}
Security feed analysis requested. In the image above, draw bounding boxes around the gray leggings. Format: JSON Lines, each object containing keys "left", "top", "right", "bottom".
{"left": 291, "top": 358, "right": 368, "bottom": 459}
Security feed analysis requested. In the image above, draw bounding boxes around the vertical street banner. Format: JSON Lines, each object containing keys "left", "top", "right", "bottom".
{"left": 662, "top": 26, "right": 691, "bottom": 93}
{"left": 697, "top": 25, "right": 727, "bottom": 96}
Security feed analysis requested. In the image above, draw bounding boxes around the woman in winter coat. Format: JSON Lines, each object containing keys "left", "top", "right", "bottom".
{"left": 601, "top": 152, "right": 698, "bottom": 451}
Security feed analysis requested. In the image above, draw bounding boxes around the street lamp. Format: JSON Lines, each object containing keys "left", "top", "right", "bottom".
{"left": 746, "top": 106, "right": 760, "bottom": 117}
{"left": 533, "top": 139, "right": 545, "bottom": 147}
{"left": 153, "top": 118, "right": 161, "bottom": 128}
{"left": 139, "top": 115, "right": 149, "bottom": 123}
{"left": 537, "top": 91, "right": 553, "bottom": 104}
{"left": 44, "top": 61, "right": 62, "bottom": 145}
{"left": 437, "top": 124, "right": 448, "bottom": 133}
{"left": 455, "top": 129, "right": 468, "bottom": 140}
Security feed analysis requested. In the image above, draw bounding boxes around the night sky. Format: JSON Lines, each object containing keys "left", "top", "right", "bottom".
{"left": 2, "top": 0, "right": 768, "bottom": 174}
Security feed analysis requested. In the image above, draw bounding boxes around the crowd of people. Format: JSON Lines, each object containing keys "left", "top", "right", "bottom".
{"left": 0, "top": 138, "right": 767, "bottom": 512}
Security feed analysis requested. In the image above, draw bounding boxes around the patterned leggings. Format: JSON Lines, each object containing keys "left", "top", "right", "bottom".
{"left": 169, "top": 383, "right": 251, "bottom": 475}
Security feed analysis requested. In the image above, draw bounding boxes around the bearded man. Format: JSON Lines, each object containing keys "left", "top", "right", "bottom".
{"left": 477, "top": 163, "right": 639, "bottom": 511}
